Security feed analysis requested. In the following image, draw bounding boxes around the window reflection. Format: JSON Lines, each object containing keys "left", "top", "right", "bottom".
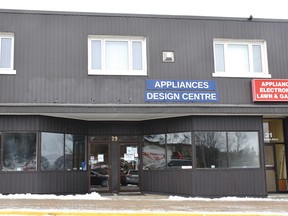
{"left": 195, "top": 131, "right": 260, "bottom": 169}
{"left": 166, "top": 132, "right": 192, "bottom": 169}
{"left": 65, "top": 135, "right": 86, "bottom": 171}
{"left": 195, "top": 132, "right": 227, "bottom": 168}
{"left": 41, "top": 132, "right": 64, "bottom": 171}
{"left": 143, "top": 134, "right": 166, "bottom": 170}
{"left": 143, "top": 132, "right": 192, "bottom": 170}
{"left": 2, "top": 133, "right": 37, "bottom": 171}
{"left": 41, "top": 132, "right": 87, "bottom": 171}
{"left": 228, "top": 132, "right": 259, "bottom": 168}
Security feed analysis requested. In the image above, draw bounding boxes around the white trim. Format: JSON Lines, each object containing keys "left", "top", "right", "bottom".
{"left": 212, "top": 72, "right": 271, "bottom": 78}
{"left": 88, "top": 69, "right": 147, "bottom": 76}
{"left": 88, "top": 35, "right": 147, "bottom": 76}
{"left": 0, "top": 33, "right": 15, "bottom": 74}
{"left": 213, "top": 38, "right": 270, "bottom": 78}
{"left": 0, "top": 69, "right": 16, "bottom": 75}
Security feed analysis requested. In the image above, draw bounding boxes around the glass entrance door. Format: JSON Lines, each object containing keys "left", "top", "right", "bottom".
{"left": 119, "top": 143, "right": 140, "bottom": 191}
{"left": 89, "top": 141, "right": 110, "bottom": 192}
{"left": 263, "top": 119, "right": 287, "bottom": 192}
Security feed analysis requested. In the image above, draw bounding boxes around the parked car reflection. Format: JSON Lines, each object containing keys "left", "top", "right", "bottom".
{"left": 167, "top": 159, "right": 192, "bottom": 169}
{"left": 90, "top": 170, "right": 108, "bottom": 187}
{"left": 120, "top": 169, "right": 128, "bottom": 186}
{"left": 125, "top": 170, "right": 138, "bottom": 185}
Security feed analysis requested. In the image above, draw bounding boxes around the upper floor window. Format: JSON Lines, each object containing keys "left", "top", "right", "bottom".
{"left": 0, "top": 33, "right": 16, "bottom": 74}
{"left": 88, "top": 35, "right": 147, "bottom": 76}
{"left": 213, "top": 39, "right": 270, "bottom": 78}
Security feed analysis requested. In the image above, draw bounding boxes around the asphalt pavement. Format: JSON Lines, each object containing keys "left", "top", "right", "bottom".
{"left": 0, "top": 192, "right": 288, "bottom": 215}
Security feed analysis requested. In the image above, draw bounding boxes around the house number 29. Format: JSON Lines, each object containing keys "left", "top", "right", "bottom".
{"left": 111, "top": 136, "right": 118, "bottom": 141}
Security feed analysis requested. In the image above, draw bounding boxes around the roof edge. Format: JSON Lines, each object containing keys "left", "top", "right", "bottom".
{"left": 0, "top": 8, "right": 287, "bottom": 23}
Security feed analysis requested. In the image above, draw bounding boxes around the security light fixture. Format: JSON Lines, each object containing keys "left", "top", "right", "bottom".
{"left": 162, "top": 51, "right": 175, "bottom": 62}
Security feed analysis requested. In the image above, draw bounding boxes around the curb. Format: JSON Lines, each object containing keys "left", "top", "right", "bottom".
{"left": 0, "top": 211, "right": 287, "bottom": 216}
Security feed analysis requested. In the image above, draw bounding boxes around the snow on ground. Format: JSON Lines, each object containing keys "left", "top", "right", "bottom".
{"left": 0, "top": 192, "right": 287, "bottom": 202}
{"left": 0, "top": 192, "right": 109, "bottom": 200}
{"left": 168, "top": 195, "right": 288, "bottom": 201}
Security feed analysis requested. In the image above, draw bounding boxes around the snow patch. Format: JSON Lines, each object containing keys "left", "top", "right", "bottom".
{"left": 0, "top": 192, "right": 109, "bottom": 200}
{"left": 168, "top": 195, "right": 288, "bottom": 202}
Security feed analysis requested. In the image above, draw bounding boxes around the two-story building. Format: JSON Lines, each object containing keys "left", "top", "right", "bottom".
{"left": 0, "top": 9, "right": 287, "bottom": 197}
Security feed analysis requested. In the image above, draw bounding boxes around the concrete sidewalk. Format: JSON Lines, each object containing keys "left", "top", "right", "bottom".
{"left": 0, "top": 193, "right": 288, "bottom": 215}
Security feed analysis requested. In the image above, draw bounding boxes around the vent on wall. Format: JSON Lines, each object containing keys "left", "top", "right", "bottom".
{"left": 162, "top": 51, "right": 175, "bottom": 63}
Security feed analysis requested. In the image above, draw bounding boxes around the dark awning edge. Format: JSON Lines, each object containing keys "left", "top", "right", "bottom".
{"left": 0, "top": 103, "right": 286, "bottom": 121}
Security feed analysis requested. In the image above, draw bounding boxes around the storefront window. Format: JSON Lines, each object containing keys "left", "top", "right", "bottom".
{"left": 41, "top": 132, "right": 64, "bottom": 171}
{"left": 227, "top": 132, "right": 260, "bottom": 168}
{"left": 166, "top": 132, "right": 192, "bottom": 169}
{"left": 2, "top": 133, "right": 37, "bottom": 171}
{"left": 143, "top": 132, "right": 192, "bottom": 170}
{"left": 195, "top": 132, "right": 227, "bottom": 168}
{"left": 196, "top": 131, "right": 260, "bottom": 169}
{"left": 65, "top": 134, "right": 86, "bottom": 171}
{"left": 143, "top": 134, "right": 166, "bottom": 170}
{"left": 41, "top": 132, "right": 86, "bottom": 171}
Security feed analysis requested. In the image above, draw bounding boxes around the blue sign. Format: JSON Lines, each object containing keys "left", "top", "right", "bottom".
{"left": 146, "top": 80, "right": 216, "bottom": 91}
{"left": 145, "top": 91, "right": 219, "bottom": 102}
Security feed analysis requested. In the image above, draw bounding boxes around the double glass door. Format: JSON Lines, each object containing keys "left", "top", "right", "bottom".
{"left": 89, "top": 136, "right": 140, "bottom": 193}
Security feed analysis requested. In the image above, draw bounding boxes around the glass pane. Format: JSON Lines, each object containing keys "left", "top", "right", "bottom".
{"left": 264, "top": 146, "right": 274, "bottom": 167}
{"left": 0, "top": 38, "right": 12, "bottom": 68}
{"left": 142, "top": 134, "right": 166, "bottom": 170}
{"left": 65, "top": 134, "right": 86, "bottom": 171}
{"left": 120, "top": 144, "right": 139, "bottom": 190}
{"left": 263, "top": 119, "right": 284, "bottom": 143}
{"left": 276, "top": 145, "right": 287, "bottom": 180}
{"left": 2, "top": 133, "right": 36, "bottom": 171}
{"left": 253, "top": 45, "right": 263, "bottom": 72}
{"left": 105, "top": 41, "right": 128, "bottom": 70}
{"left": 276, "top": 144, "right": 287, "bottom": 191}
{"left": 91, "top": 40, "right": 101, "bottom": 69}
{"left": 227, "top": 132, "right": 260, "bottom": 168}
{"left": 195, "top": 132, "right": 227, "bottom": 168}
{"left": 132, "top": 41, "right": 142, "bottom": 70}
{"left": 166, "top": 132, "right": 192, "bottom": 169}
{"left": 266, "top": 169, "right": 276, "bottom": 192}
{"left": 214, "top": 44, "right": 225, "bottom": 72}
{"left": 89, "top": 142, "right": 110, "bottom": 191}
{"left": 41, "top": 132, "right": 64, "bottom": 171}
{"left": 227, "top": 44, "right": 249, "bottom": 73}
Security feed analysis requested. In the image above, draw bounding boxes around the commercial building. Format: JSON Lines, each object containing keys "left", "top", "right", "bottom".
{"left": 0, "top": 9, "right": 287, "bottom": 197}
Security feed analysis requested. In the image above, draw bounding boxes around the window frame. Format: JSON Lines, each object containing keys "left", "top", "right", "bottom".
{"left": 88, "top": 35, "right": 147, "bottom": 76}
{"left": 1, "top": 132, "right": 37, "bottom": 172}
{"left": 40, "top": 132, "right": 87, "bottom": 172}
{"left": 142, "top": 132, "right": 192, "bottom": 170}
{"left": 213, "top": 39, "right": 270, "bottom": 78}
{"left": 0, "top": 33, "right": 16, "bottom": 75}
{"left": 195, "top": 131, "right": 260, "bottom": 169}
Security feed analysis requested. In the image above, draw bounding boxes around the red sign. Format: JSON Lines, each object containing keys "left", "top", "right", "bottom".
{"left": 252, "top": 79, "right": 288, "bottom": 102}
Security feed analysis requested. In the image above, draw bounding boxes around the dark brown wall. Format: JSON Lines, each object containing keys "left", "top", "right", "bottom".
{"left": 0, "top": 10, "right": 288, "bottom": 107}
{"left": 141, "top": 116, "right": 266, "bottom": 197}
{"left": 0, "top": 115, "right": 266, "bottom": 196}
